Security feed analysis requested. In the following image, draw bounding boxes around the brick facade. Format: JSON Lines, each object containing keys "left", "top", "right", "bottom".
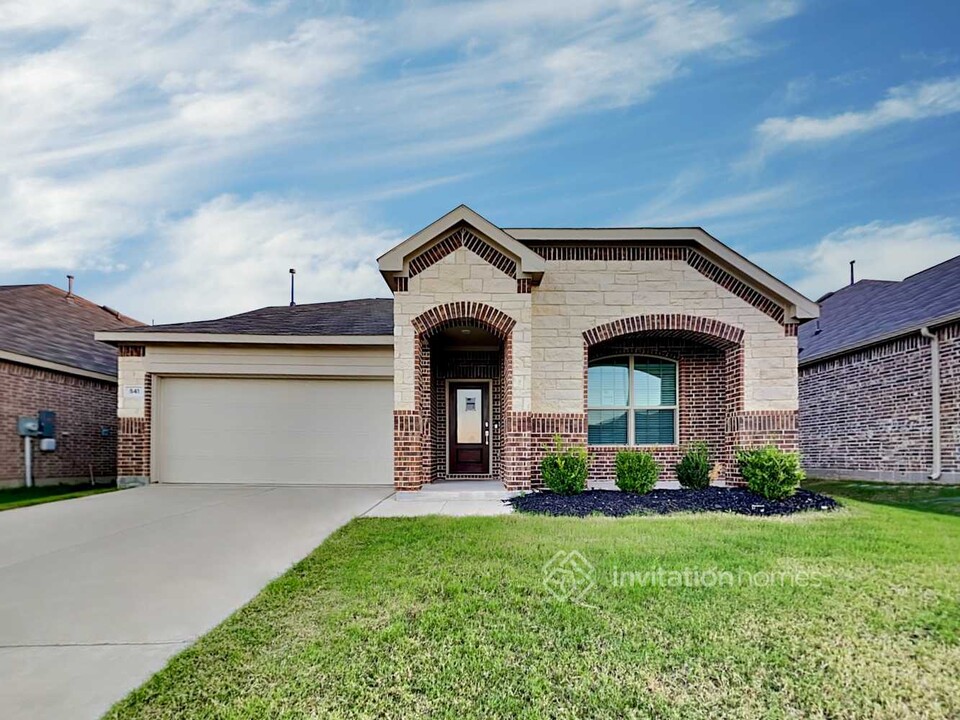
{"left": 799, "top": 322, "right": 959, "bottom": 482}
{"left": 397, "top": 302, "right": 519, "bottom": 490}
{"left": 392, "top": 231, "right": 801, "bottom": 490}
{"left": 430, "top": 348, "right": 504, "bottom": 481}
{"left": 105, "top": 216, "right": 806, "bottom": 492}
{"left": 0, "top": 360, "right": 118, "bottom": 487}
{"left": 586, "top": 335, "right": 731, "bottom": 484}
{"left": 115, "top": 344, "right": 151, "bottom": 487}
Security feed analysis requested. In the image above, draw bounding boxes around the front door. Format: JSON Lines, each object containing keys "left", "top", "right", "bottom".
{"left": 448, "top": 383, "right": 490, "bottom": 474}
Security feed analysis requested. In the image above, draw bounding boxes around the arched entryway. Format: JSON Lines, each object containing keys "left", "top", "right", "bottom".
{"left": 409, "top": 302, "right": 515, "bottom": 487}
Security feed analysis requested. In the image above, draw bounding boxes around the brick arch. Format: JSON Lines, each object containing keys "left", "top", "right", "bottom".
{"left": 582, "top": 313, "right": 746, "bottom": 485}
{"left": 583, "top": 314, "right": 744, "bottom": 349}
{"left": 412, "top": 301, "right": 517, "bottom": 339}
{"left": 407, "top": 302, "right": 517, "bottom": 489}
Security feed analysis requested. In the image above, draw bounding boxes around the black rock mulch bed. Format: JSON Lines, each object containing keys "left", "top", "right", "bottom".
{"left": 506, "top": 487, "right": 839, "bottom": 518}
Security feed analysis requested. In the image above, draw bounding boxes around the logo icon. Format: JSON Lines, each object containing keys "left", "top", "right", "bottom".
{"left": 542, "top": 550, "right": 595, "bottom": 603}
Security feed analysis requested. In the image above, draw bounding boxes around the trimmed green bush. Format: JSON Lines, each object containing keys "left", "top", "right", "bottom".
{"left": 615, "top": 451, "right": 660, "bottom": 494}
{"left": 676, "top": 441, "right": 711, "bottom": 489}
{"left": 540, "top": 435, "right": 588, "bottom": 495}
{"left": 737, "top": 446, "right": 805, "bottom": 500}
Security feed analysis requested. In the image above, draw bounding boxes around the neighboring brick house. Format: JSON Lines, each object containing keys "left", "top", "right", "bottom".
{"left": 0, "top": 284, "right": 142, "bottom": 487}
{"left": 98, "top": 205, "right": 817, "bottom": 490}
{"left": 799, "top": 256, "right": 960, "bottom": 483}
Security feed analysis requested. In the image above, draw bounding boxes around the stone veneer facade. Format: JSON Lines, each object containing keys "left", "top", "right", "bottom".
{"left": 799, "top": 321, "right": 960, "bottom": 483}
{"left": 392, "top": 224, "right": 800, "bottom": 490}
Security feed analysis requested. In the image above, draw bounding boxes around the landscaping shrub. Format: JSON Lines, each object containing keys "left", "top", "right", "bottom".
{"left": 736, "top": 446, "right": 805, "bottom": 500}
{"left": 615, "top": 451, "right": 660, "bottom": 493}
{"left": 676, "top": 441, "right": 711, "bottom": 489}
{"left": 540, "top": 435, "right": 588, "bottom": 495}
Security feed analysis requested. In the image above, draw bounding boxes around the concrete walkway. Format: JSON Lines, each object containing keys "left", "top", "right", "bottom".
{"left": 364, "top": 497, "right": 513, "bottom": 516}
{"left": 363, "top": 479, "right": 685, "bottom": 517}
{"left": 0, "top": 484, "right": 390, "bottom": 720}
{"left": 365, "top": 480, "right": 515, "bottom": 517}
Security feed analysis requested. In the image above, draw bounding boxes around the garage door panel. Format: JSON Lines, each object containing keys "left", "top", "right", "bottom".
{"left": 157, "top": 378, "right": 393, "bottom": 485}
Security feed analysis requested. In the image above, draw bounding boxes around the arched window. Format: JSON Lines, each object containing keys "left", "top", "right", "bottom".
{"left": 587, "top": 356, "right": 677, "bottom": 445}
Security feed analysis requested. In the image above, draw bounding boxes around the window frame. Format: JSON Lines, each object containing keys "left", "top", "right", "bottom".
{"left": 587, "top": 354, "right": 679, "bottom": 446}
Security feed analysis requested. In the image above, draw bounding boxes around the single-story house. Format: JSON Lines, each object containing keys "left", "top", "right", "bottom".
{"left": 97, "top": 205, "right": 818, "bottom": 490}
{"left": 0, "top": 283, "right": 142, "bottom": 487}
{"left": 799, "top": 255, "right": 960, "bottom": 483}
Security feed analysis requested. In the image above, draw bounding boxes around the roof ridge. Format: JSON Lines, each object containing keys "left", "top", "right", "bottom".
{"left": 38, "top": 284, "right": 142, "bottom": 325}
{"left": 108, "top": 297, "right": 394, "bottom": 336}
{"left": 903, "top": 252, "right": 960, "bottom": 281}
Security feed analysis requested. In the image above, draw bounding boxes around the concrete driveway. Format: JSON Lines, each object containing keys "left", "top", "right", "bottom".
{"left": 0, "top": 484, "right": 390, "bottom": 720}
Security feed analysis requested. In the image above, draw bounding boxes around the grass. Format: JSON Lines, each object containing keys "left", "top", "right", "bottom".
{"left": 107, "top": 499, "right": 960, "bottom": 719}
{"left": 0, "top": 484, "right": 115, "bottom": 511}
{"left": 805, "top": 478, "right": 960, "bottom": 516}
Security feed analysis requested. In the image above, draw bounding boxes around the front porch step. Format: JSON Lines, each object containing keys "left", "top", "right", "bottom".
{"left": 398, "top": 480, "right": 522, "bottom": 502}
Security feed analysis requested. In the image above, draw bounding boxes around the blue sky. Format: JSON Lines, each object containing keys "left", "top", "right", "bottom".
{"left": 1, "top": 0, "right": 959, "bottom": 323}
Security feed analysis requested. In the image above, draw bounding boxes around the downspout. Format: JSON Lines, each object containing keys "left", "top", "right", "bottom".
{"left": 920, "top": 327, "right": 942, "bottom": 480}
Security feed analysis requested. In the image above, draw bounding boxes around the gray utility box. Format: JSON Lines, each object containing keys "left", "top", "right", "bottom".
{"left": 17, "top": 416, "right": 39, "bottom": 437}
{"left": 17, "top": 411, "right": 56, "bottom": 441}
{"left": 38, "top": 410, "right": 56, "bottom": 438}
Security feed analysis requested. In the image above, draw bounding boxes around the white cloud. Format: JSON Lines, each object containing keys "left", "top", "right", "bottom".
{"left": 639, "top": 185, "right": 795, "bottom": 226}
{"left": 626, "top": 169, "right": 797, "bottom": 228}
{"left": 0, "top": 0, "right": 802, "bottom": 319}
{"left": 102, "top": 195, "right": 399, "bottom": 323}
{"left": 0, "top": 169, "right": 160, "bottom": 271}
{"left": 364, "top": 0, "right": 795, "bottom": 158}
{"left": 755, "top": 76, "right": 960, "bottom": 149}
{"left": 752, "top": 217, "right": 960, "bottom": 299}
{"left": 781, "top": 76, "right": 815, "bottom": 106}
{"left": 902, "top": 50, "right": 958, "bottom": 68}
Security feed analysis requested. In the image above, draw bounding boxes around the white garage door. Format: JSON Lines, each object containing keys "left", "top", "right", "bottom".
{"left": 155, "top": 377, "right": 393, "bottom": 485}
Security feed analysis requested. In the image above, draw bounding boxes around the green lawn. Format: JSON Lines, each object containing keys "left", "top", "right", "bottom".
{"left": 805, "top": 478, "right": 960, "bottom": 516}
{"left": 107, "top": 497, "right": 960, "bottom": 719}
{"left": 0, "top": 484, "right": 115, "bottom": 511}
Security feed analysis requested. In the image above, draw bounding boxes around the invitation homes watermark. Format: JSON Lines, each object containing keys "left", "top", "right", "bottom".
{"left": 612, "top": 567, "right": 824, "bottom": 589}
{"left": 543, "top": 550, "right": 823, "bottom": 603}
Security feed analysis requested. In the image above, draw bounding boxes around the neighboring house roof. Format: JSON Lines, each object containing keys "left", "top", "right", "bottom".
{"left": 377, "top": 205, "right": 818, "bottom": 323}
{"left": 798, "top": 255, "right": 960, "bottom": 365}
{"left": 0, "top": 284, "right": 142, "bottom": 378}
{"left": 97, "top": 298, "right": 394, "bottom": 345}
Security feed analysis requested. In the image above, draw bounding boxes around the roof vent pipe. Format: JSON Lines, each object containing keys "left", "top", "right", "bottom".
{"left": 849, "top": 260, "right": 855, "bottom": 286}
{"left": 920, "top": 326, "right": 942, "bottom": 481}
{"left": 66, "top": 274, "right": 74, "bottom": 297}
{"left": 289, "top": 268, "right": 296, "bottom": 307}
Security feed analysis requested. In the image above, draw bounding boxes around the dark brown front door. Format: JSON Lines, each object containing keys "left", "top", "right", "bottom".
{"left": 448, "top": 383, "right": 489, "bottom": 474}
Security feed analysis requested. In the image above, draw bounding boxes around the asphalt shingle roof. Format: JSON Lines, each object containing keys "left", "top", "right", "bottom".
{"left": 0, "top": 284, "right": 142, "bottom": 376}
{"left": 798, "top": 255, "right": 960, "bottom": 364}
{"left": 115, "top": 298, "right": 394, "bottom": 337}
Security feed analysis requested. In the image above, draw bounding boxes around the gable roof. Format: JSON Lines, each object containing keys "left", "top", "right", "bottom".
{"left": 0, "top": 284, "right": 142, "bottom": 378}
{"left": 377, "top": 205, "right": 547, "bottom": 283}
{"left": 378, "top": 206, "right": 818, "bottom": 323}
{"left": 508, "top": 226, "right": 819, "bottom": 319}
{"left": 798, "top": 255, "right": 960, "bottom": 365}
{"left": 96, "top": 298, "right": 393, "bottom": 345}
